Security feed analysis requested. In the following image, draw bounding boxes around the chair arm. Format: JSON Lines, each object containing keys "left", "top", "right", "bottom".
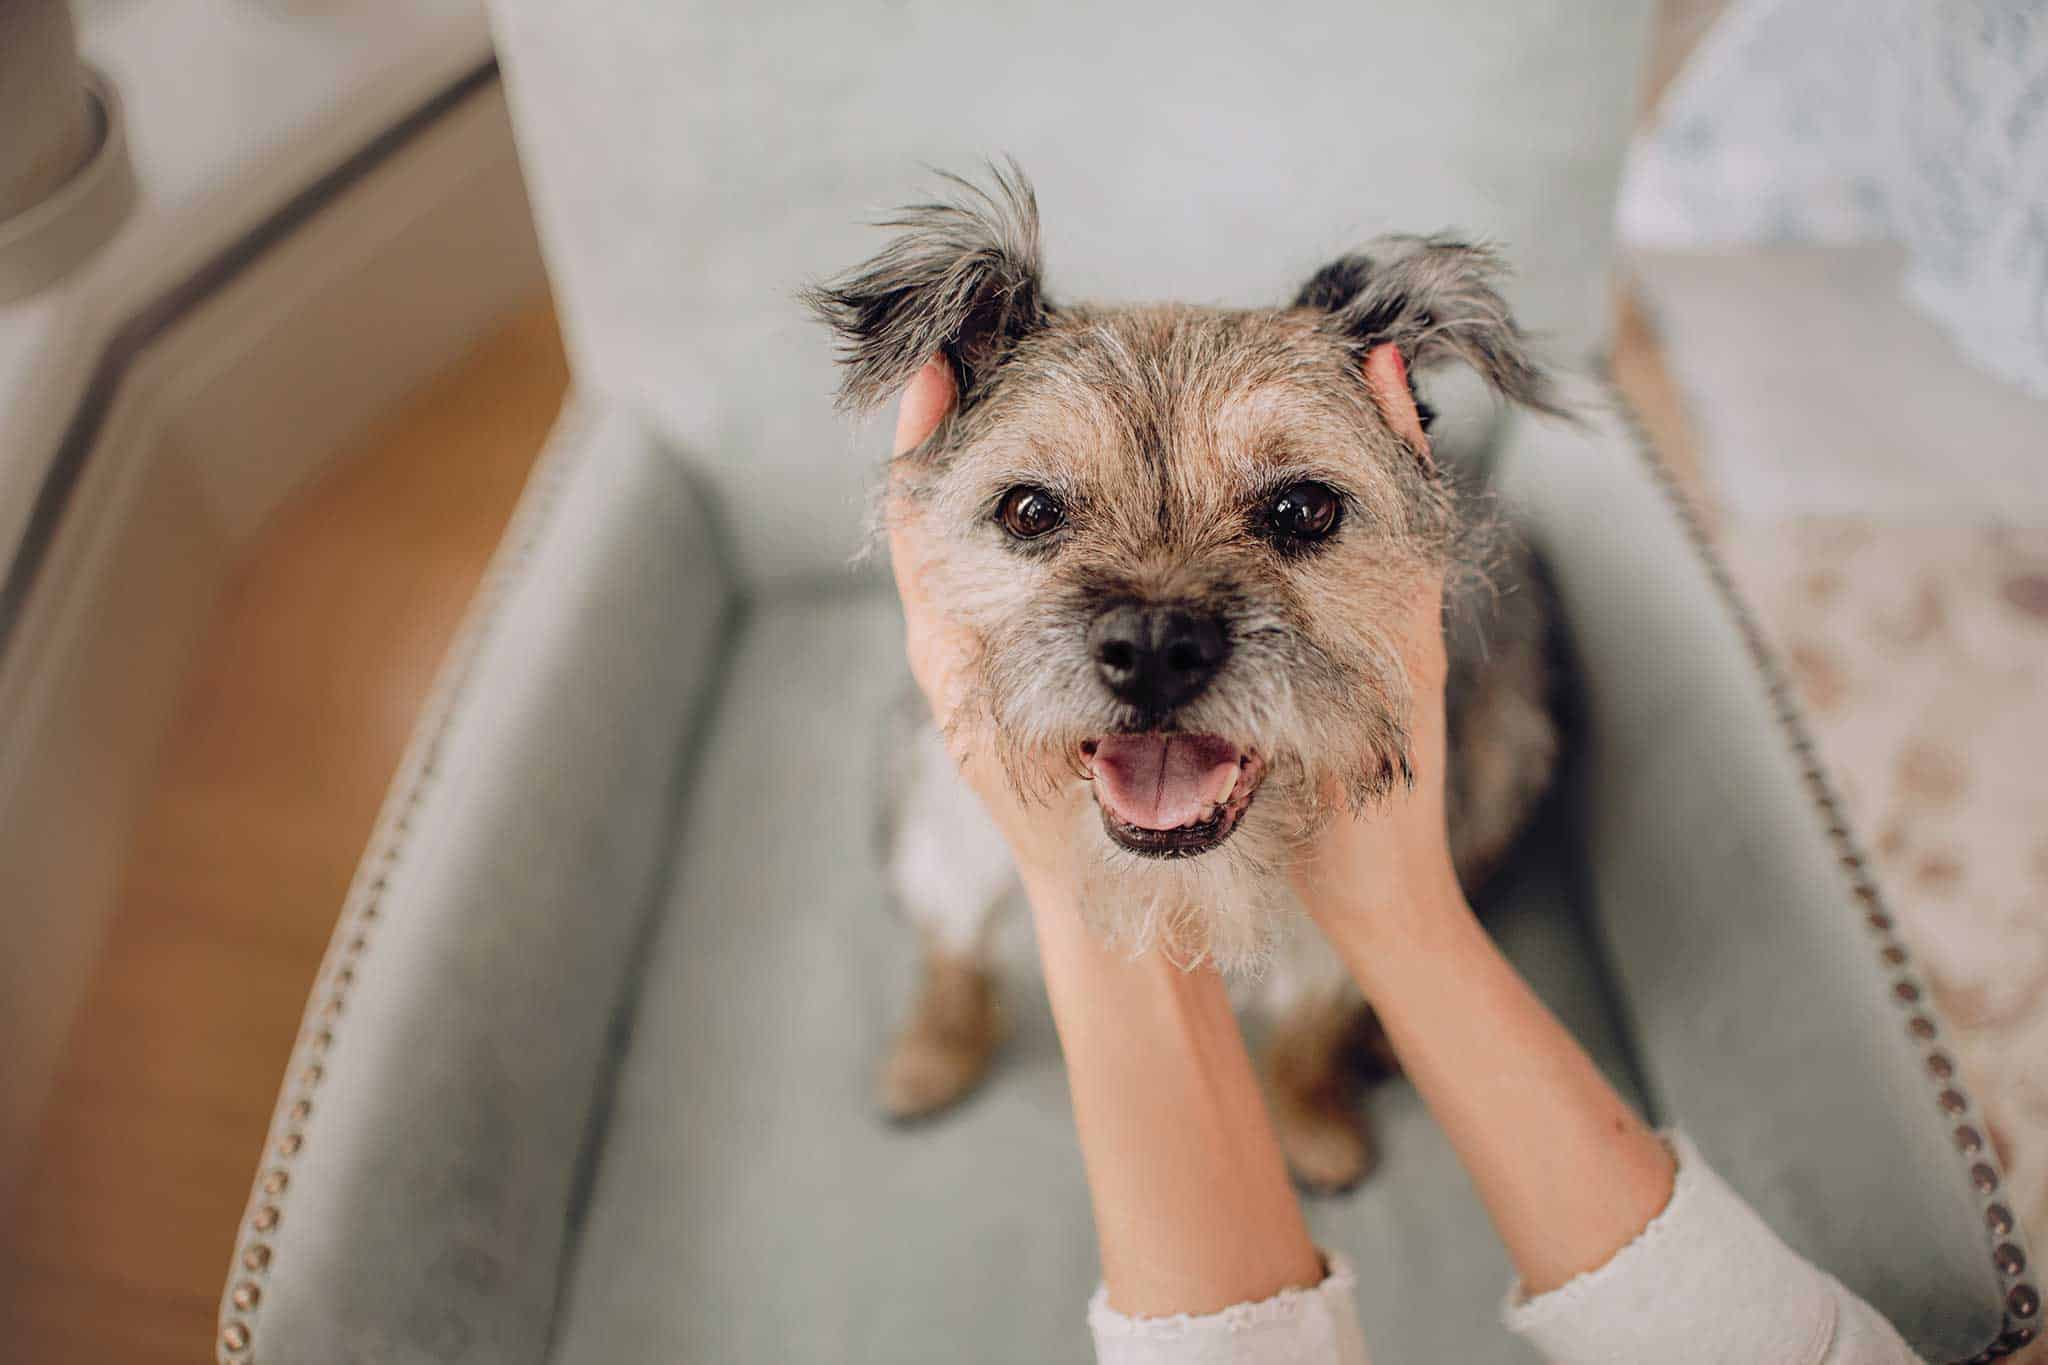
{"left": 1493, "top": 376, "right": 2034, "bottom": 1362}
{"left": 217, "top": 397, "right": 735, "bottom": 1364}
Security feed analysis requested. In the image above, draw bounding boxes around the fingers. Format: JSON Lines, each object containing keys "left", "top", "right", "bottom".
{"left": 1363, "top": 343, "right": 1432, "bottom": 470}
{"left": 887, "top": 359, "right": 966, "bottom": 716}
{"left": 1386, "top": 570, "right": 1450, "bottom": 691}
{"left": 1289, "top": 573, "right": 1454, "bottom": 917}
{"left": 886, "top": 358, "right": 958, "bottom": 607}
{"left": 894, "top": 357, "right": 956, "bottom": 456}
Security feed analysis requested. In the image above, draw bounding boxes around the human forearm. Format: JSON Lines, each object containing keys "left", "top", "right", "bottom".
{"left": 1314, "top": 883, "right": 1674, "bottom": 1298}
{"left": 1026, "top": 874, "right": 1324, "bottom": 1318}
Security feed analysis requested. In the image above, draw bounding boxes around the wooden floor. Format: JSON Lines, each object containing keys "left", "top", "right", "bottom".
{"left": 0, "top": 301, "right": 567, "bottom": 1363}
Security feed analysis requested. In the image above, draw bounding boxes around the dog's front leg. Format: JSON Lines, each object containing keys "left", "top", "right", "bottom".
{"left": 877, "top": 713, "right": 1016, "bottom": 1120}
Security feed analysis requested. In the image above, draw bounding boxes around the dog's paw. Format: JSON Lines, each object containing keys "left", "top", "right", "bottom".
{"left": 875, "top": 951, "right": 1004, "bottom": 1123}
{"left": 1266, "top": 993, "right": 1382, "bottom": 1194}
{"left": 1273, "top": 1096, "right": 1376, "bottom": 1196}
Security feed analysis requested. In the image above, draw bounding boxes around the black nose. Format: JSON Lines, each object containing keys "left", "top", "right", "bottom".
{"left": 1088, "top": 601, "right": 1229, "bottom": 713}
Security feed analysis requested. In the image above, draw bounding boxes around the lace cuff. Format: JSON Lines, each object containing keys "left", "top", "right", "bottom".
{"left": 1088, "top": 1254, "right": 1370, "bottom": 1365}
{"left": 1503, "top": 1131, "right": 1841, "bottom": 1364}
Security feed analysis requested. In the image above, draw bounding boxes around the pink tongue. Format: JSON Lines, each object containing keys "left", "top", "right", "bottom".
{"left": 1091, "top": 734, "right": 1243, "bottom": 831}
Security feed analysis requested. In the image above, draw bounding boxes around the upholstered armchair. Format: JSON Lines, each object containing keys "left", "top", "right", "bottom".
{"left": 218, "top": 3, "right": 2039, "bottom": 1360}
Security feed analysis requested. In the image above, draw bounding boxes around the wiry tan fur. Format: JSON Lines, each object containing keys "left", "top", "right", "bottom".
{"left": 807, "top": 164, "right": 1563, "bottom": 1185}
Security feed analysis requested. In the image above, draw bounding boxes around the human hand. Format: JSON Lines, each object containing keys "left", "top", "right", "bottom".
{"left": 1287, "top": 573, "right": 1474, "bottom": 985}
{"left": 884, "top": 359, "right": 1091, "bottom": 891}
{"left": 1287, "top": 572, "right": 1675, "bottom": 1297}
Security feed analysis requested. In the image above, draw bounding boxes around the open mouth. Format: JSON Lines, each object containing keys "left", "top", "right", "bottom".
{"left": 1080, "top": 733, "right": 1265, "bottom": 858}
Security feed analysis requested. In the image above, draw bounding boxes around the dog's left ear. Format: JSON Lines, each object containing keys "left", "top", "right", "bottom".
{"left": 1294, "top": 236, "right": 1564, "bottom": 467}
{"left": 802, "top": 161, "right": 1049, "bottom": 419}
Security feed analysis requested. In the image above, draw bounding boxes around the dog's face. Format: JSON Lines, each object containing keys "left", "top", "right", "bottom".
{"left": 807, "top": 166, "right": 1556, "bottom": 966}
{"left": 904, "top": 306, "right": 1438, "bottom": 859}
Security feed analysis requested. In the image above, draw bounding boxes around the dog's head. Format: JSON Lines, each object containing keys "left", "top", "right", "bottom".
{"left": 805, "top": 165, "right": 1559, "bottom": 964}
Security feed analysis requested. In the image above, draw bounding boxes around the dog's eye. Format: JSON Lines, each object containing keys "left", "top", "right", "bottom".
{"left": 997, "top": 486, "right": 1065, "bottom": 540}
{"left": 1262, "top": 482, "right": 1342, "bottom": 546}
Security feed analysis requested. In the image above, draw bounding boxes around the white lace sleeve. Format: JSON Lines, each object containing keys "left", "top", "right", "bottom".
{"left": 1088, "top": 1255, "right": 1370, "bottom": 1365}
{"left": 1503, "top": 1132, "right": 1925, "bottom": 1365}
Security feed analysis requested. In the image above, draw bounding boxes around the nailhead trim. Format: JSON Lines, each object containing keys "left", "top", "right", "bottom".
{"left": 218, "top": 399, "right": 591, "bottom": 1361}
{"left": 1607, "top": 379, "right": 2042, "bottom": 1359}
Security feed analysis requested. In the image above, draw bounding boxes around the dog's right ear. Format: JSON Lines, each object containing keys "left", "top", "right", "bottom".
{"left": 802, "top": 161, "right": 1050, "bottom": 417}
{"left": 1292, "top": 236, "right": 1563, "bottom": 419}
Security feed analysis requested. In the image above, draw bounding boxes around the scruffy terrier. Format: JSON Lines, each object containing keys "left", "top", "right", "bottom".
{"left": 804, "top": 165, "right": 1562, "bottom": 1191}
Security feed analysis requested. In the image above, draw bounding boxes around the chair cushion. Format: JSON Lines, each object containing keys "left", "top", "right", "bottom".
{"left": 548, "top": 590, "right": 1644, "bottom": 1364}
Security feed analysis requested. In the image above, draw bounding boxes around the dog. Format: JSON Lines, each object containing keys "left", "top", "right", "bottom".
{"left": 804, "top": 164, "right": 1562, "bottom": 1191}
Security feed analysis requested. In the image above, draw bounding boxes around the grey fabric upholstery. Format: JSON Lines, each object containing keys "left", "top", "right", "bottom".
{"left": 489, "top": 0, "right": 1657, "bottom": 590}
{"left": 543, "top": 593, "right": 1641, "bottom": 1365}
{"left": 1495, "top": 384, "right": 2014, "bottom": 1360}
{"left": 222, "top": 401, "right": 733, "bottom": 1363}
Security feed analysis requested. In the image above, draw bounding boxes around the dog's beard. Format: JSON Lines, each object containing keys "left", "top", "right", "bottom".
{"left": 969, "top": 715, "right": 1397, "bottom": 974}
{"left": 1079, "top": 758, "right": 1331, "bottom": 974}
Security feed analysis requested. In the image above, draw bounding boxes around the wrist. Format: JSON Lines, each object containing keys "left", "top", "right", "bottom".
{"left": 1310, "top": 863, "right": 1488, "bottom": 1003}
{"left": 1020, "top": 871, "right": 1247, "bottom": 1091}
{"left": 1022, "top": 875, "right": 1322, "bottom": 1316}
{"left": 1024, "top": 872, "right": 1212, "bottom": 999}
